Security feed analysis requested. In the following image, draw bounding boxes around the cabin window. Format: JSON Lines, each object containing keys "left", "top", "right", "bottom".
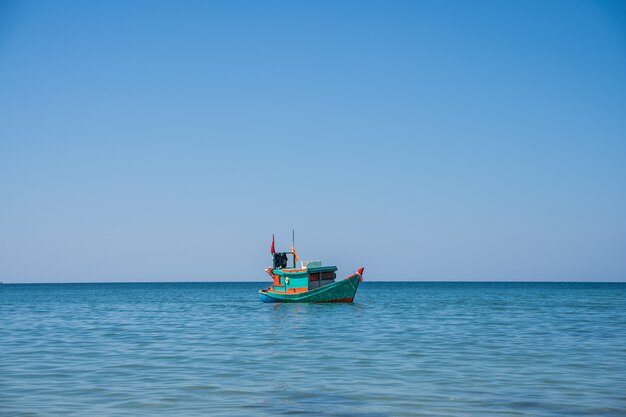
{"left": 321, "top": 272, "right": 335, "bottom": 280}
{"left": 309, "top": 272, "right": 320, "bottom": 282}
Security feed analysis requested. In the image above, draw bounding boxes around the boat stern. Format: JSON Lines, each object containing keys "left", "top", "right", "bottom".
{"left": 259, "top": 290, "right": 281, "bottom": 303}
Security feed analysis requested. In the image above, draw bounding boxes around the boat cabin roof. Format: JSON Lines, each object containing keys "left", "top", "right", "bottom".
{"left": 273, "top": 264, "right": 337, "bottom": 277}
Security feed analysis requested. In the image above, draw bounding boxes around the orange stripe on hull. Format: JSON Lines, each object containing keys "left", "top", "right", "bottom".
{"left": 268, "top": 288, "right": 308, "bottom": 294}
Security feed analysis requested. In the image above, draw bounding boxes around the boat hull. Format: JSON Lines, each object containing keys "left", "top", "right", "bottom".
{"left": 259, "top": 273, "right": 361, "bottom": 303}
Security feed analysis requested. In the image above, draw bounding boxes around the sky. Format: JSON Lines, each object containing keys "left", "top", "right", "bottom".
{"left": 1, "top": 0, "right": 625, "bottom": 283}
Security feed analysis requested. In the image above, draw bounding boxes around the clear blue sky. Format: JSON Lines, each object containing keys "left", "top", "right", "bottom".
{"left": 1, "top": 0, "right": 625, "bottom": 282}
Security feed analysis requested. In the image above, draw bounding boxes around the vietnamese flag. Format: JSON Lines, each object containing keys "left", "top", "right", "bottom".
{"left": 270, "top": 234, "right": 275, "bottom": 255}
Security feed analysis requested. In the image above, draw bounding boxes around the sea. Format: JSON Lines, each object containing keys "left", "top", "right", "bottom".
{"left": 1, "top": 282, "right": 625, "bottom": 417}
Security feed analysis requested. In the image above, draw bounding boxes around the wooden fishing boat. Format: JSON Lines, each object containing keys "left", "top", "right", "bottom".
{"left": 259, "top": 234, "right": 364, "bottom": 303}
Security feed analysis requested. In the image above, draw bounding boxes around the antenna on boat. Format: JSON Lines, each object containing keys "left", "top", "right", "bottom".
{"left": 292, "top": 229, "right": 295, "bottom": 268}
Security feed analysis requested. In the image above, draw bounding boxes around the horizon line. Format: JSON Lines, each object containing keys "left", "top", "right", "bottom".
{"left": 2, "top": 280, "right": 625, "bottom": 285}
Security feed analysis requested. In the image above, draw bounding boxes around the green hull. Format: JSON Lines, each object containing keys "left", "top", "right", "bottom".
{"left": 259, "top": 274, "right": 361, "bottom": 303}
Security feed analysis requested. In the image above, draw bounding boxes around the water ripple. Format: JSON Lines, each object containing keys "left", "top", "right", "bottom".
{"left": 1, "top": 282, "right": 625, "bottom": 416}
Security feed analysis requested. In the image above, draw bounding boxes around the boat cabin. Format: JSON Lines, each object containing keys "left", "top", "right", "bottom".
{"left": 268, "top": 253, "right": 337, "bottom": 293}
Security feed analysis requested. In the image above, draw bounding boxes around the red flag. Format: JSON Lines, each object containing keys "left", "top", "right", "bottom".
{"left": 270, "top": 234, "right": 275, "bottom": 255}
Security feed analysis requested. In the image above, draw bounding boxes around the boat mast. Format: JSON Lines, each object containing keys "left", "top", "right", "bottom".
{"left": 292, "top": 229, "right": 295, "bottom": 268}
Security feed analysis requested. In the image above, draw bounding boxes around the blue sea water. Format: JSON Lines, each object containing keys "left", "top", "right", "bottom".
{"left": 1, "top": 282, "right": 625, "bottom": 417}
